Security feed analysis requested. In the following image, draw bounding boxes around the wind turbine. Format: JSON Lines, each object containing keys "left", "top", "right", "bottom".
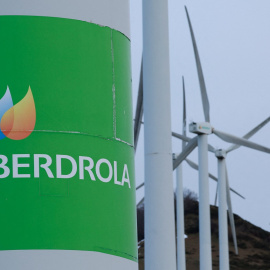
{"left": 173, "top": 85, "right": 270, "bottom": 259}
{"left": 183, "top": 7, "right": 213, "bottom": 269}
{"left": 175, "top": 76, "right": 250, "bottom": 262}
{"left": 173, "top": 105, "right": 270, "bottom": 270}
{"left": 135, "top": 82, "right": 265, "bottom": 270}
{"left": 135, "top": 77, "right": 246, "bottom": 270}
{"left": 213, "top": 121, "right": 270, "bottom": 269}
{"left": 214, "top": 116, "right": 270, "bottom": 259}
{"left": 181, "top": 6, "right": 270, "bottom": 270}
{"left": 134, "top": 76, "right": 245, "bottom": 267}
{"left": 213, "top": 114, "right": 270, "bottom": 210}
{"left": 212, "top": 127, "right": 270, "bottom": 270}
{"left": 174, "top": 77, "right": 246, "bottom": 270}
{"left": 133, "top": 6, "right": 268, "bottom": 268}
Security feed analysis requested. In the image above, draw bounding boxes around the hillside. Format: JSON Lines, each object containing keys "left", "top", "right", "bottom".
{"left": 137, "top": 194, "right": 270, "bottom": 270}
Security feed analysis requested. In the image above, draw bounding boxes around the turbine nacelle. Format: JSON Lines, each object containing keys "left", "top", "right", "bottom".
{"left": 215, "top": 149, "right": 227, "bottom": 159}
{"left": 189, "top": 122, "right": 212, "bottom": 135}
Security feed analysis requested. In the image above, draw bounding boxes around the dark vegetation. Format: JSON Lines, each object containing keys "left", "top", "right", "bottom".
{"left": 137, "top": 189, "right": 270, "bottom": 270}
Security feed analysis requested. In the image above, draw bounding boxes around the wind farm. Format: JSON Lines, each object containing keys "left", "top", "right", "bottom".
{"left": 131, "top": 1, "right": 270, "bottom": 269}
{"left": 1, "top": 1, "right": 270, "bottom": 270}
{"left": 132, "top": 0, "right": 270, "bottom": 233}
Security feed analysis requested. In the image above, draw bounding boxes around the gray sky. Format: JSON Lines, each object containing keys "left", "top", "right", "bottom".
{"left": 130, "top": 0, "right": 270, "bottom": 232}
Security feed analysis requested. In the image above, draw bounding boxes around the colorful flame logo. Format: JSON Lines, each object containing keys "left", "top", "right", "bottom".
{"left": 0, "top": 86, "right": 36, "bottom": 140}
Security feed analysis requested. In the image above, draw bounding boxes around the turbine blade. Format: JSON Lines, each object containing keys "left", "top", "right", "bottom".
{"left": 207, "top": 144, "right": 216, "bottom": 153}
{"left": 172, "top": 131, "right": 215, "bottom": 153}
{"left": 214, "top": 183, "right": 218, "bottom": 206}
{"left": 213, "top": 129, "right": 270, "bottom": 154}
{"left": 185, "top": 158, "right": 244, "bottom": 199}
{"left": 134, "top": 58, "right": 144, "bottom": 151}
{"left": 182, "top": 77, "right": 187, "bottom": 149}
{"left": 185, "top": 158, "right": 217, "bottom": 181}
{"left": 137, "top": 197, "right": 144, "bottom": 207}
{"left": 173, "top": 137, "right": 198, "bottom": 170}
{"left": 225, "top": 163, "right": 238, "bottom": 255}
{"left": 136, "top": 182, "right": 144, "bottom": 190}
{"left": 172, "top": 131, "right": 191, "bottom": 142}
{"left": 226, "top": 116, "right": 270, "bottom": 153}
{"left": 185, "top": 6, "right": 210, "bottom": 122}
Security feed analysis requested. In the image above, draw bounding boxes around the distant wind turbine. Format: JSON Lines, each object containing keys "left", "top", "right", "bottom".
{"left": 214, "top": 116, "right": 270, "bottom": 259}
{"left": 213, "top": 125, "right": 270, "bottom": 270}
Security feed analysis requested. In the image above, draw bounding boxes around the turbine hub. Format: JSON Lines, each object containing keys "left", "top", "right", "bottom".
{"left": 215, "top": 149, "right": 227, "bottom": 159}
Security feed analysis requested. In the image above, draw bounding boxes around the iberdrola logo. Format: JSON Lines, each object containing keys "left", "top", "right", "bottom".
{"left": 0, "top": 86, "right": 36, "bottom": 140}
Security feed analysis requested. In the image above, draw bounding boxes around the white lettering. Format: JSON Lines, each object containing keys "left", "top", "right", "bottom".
{"left": 114, "top": 161, "right": 122, "bottom": 186}
{"left": 0, "top": 155, "right": 10, "bottom": 178}
{"left": 96, "top": 158, "right": 112, "bottom": 183}
{"left": 79, "top": 156, "right": 96, "bottom": 180}
{"left": 56, "top": 155, "right": 77, "bottom": 179}
{"left": 121, "top": 164, "right": 130, "bottom": 188}
{"left": 34, "top": 154, "right": 54, "bottom": 178}
{"left": 0, "top": 154, "right": 130, "bottom": 188}
{"left": 13, "top": 154, "right": 30, "bottom": 178}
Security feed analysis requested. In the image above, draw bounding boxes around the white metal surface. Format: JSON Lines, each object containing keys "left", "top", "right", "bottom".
{"left": 198, "top": 134, "right": 212, "bottom": 270}
{"left": 0, "top": 250, "right": 138, "bottom": 270}
{"left": 0, "top": 0, "right": 130, "bottom": 37}
{"left": 143, "top": 0, "right": 176, "bottom": 269}
{"left": 217, "top": 158, "right": 230, "bottom": 270}
{"left": 176, "top": 164, "right": 186, "bottom": 270}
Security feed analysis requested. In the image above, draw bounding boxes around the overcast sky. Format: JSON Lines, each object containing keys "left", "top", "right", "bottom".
{"left": 130, "top": 0, "right": 270, "bottom": 232}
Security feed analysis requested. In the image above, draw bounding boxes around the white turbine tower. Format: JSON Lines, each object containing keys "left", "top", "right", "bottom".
{"left": 175, "top": 77, "right": 187, "bottom": 270}
{"left": 185, "top": 6, "right": 212, "bottom": 269}
{"left": 143, "top": 1, "right": 176, "bottom": 269}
